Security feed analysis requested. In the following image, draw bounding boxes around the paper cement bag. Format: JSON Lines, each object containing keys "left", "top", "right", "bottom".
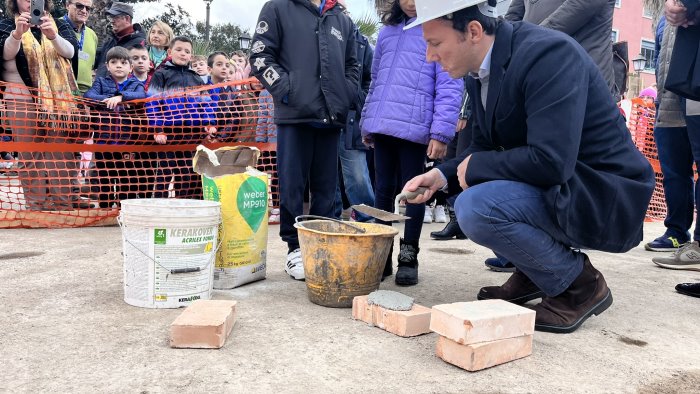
{"left": 193, "top": 145, "right": 268, "bottom": 289}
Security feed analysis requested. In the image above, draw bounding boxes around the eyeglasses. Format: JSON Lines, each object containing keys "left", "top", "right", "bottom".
{"left": 71, "top": 3, "right": 93, "bottom": 12}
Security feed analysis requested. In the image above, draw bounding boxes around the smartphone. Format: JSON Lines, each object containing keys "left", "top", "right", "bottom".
{"left": 29, "top": 0, "right": 44, "bottom": 26}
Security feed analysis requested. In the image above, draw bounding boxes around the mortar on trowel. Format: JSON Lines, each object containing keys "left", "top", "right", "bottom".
{"left": 352, "top": 187, "right": 429, "bottom": 222}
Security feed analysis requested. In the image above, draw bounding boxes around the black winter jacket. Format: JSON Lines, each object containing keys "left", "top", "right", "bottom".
{"left": 344, "top": 26, "right": 373, "bottom": 150}
{"left": 148, "top": 61, "right": 204, "bottom": 95}
{"left": 0, "top": 17, "right": 78, "bottom": 88}
{"left": 95, "top": 24, "right": 146, "bottom": 78}
{"left": 250, "top": 0, "right": 360, "bottom": 127}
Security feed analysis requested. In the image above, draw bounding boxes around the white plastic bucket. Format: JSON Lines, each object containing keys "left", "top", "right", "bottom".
{"left": 119, "top": 198, "right": 221, "bottom": 308}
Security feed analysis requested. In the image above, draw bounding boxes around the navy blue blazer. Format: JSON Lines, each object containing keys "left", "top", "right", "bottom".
{"left": 438, "top": 21, "right": 655, "bottom": 253}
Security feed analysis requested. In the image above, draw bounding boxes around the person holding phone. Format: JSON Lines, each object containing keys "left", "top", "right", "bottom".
{"left": 0, "top": 0, "right": 84, "bottom": 211}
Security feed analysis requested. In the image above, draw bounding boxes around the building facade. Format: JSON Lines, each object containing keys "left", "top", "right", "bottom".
{"left": 612, "top": 0, "right": 658, "bottom": 96}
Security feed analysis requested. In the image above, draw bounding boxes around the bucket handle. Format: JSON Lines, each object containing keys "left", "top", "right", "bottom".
{"left": 294, "top": 215, "right": 366, "bottom": 234}
{"left": 117, "top": 214, "right": 224, "bottom": 276}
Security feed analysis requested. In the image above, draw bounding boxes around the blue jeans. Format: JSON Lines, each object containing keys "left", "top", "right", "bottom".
{"left": 455, "top": 180, "right": 584, "bottom": 297}
{"left": 654, "top": 115, "right": 700, "bottom": 242}
{"left": 334, "top": 130, "right": 375, "bottom": 222}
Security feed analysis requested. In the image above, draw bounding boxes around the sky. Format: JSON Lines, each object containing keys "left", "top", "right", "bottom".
{"left": 134, "top": 0, "right": 375, "bottom": 34}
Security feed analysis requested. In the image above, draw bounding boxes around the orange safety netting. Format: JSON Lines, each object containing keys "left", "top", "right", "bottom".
{"left": 627, "top": 98, "right": 666, "bottom": 222}
{"left": 0, "top": 81, "right": 668, "bottom": 229}
{"left": 0, "top": 78, "right": 279, "bottom": 228}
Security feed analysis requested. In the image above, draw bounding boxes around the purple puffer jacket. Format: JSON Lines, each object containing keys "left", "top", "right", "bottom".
{"left": 360, "top": 19, "right": 463, "bottom": 145}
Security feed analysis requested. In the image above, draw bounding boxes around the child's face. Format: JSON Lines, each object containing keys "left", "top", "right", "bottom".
{"left": 208, "top": 55, "right": 229, "bottom": 82}
{"left": 192, "top": 60, "right": 208, "bottom": 76}
{"left": 231, "top": 55, "right": 247, "bottom": 69}
{"left": 168, "top": 41, "right": 193, "bottom": 66}
{"left": 107, "top": 58, "right": 132, "bottom": 80}
{"left": 129, "top": 49, "right": 149, "bottom": 75}
{"left": 226, "top": 66, "right": 236, "bottom": 81}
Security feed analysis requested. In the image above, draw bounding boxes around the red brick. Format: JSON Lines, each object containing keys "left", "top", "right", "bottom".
{"left": 436, "top": 334, "right": 533, "bottom": 371}
{"left": 170, "top": 300, "right": 237, "bottom": 349}
{"left": 352, "top": 295, "right": 431, "bottom": 337}
{"left": 430, "top": 300, "right": 535, "bottom": 344}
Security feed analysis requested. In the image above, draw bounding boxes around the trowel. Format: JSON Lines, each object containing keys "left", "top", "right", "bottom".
{"left": 352, "top": 187, "right": 429, "bottom": 222}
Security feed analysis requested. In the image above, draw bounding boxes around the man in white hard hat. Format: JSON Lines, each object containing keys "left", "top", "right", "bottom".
{"left": 403, "top": 0, "right": 655, "bottom": 333}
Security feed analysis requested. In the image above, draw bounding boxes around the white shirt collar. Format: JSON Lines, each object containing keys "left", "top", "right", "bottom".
{"left": 468, "top": 43, "right": 494, "bottom": 81}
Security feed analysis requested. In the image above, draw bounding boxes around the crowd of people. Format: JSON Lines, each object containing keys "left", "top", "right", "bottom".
{"left": 0, "top": 0, "right": 276, "bottom": 210}
{"left": 0, "top": 0, "right": 698, "bottom": 331}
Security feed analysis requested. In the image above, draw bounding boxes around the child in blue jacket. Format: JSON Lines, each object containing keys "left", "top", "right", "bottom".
{"left": 146, "top": 36, "right": 216, "bottom": 198}
{"left": 84, "top": 46, "right": 146, "bottom": 208}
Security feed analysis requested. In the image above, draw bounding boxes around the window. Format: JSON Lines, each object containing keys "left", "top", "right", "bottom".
{"left": 615, "top": 0, "right": 621, "bottom": 7}
{"left": 611, "top": 29, "right": 619, "bottom": 43}
{"left": 640, "top": 39, "right": 656, "bottom": 71}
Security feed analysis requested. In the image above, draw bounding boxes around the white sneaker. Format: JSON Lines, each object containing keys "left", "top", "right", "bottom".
{"left": 423, "top": 207, "right": 433, "bottom": 223}
{"left": 285, "top": 248, "right": 305, "bottom": 280}
{"left": 268, "top": 214, "right": 280, "bottom": 223}
{"left": 433, "top": 205, "right": 447, "bottom": 223}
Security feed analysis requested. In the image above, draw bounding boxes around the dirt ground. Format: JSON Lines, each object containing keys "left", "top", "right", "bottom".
{"left": 1, "top": 220, "right": 699, "bottom": 393}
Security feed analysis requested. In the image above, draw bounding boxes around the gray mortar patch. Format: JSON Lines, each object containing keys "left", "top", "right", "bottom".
{"left": 367, "top": 290, "right": 414, "bottom": 311}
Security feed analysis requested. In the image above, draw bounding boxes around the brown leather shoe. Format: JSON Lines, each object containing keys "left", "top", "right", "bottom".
{"left": 532, "top": 256, "right": 613, "bottom": 334}
{"left": 477, "top": 270, "right": 545, "bottom": 304}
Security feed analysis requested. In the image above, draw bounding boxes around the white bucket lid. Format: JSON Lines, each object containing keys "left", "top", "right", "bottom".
{"left": 120, "top": 198, "right": 221, "bottom": 219}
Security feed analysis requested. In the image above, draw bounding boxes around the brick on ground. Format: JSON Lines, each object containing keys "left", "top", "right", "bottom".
{"left": 170, "top": 300, "right": 238, "bottom": 349}
{"left": 430, "top": 299, "right": 535, "bottom": 344}
{"left": 352, "top": 295, "right": 431, "bottom": 337}
{"left": 436, "top": 334, "right": 533, "bottom": 371}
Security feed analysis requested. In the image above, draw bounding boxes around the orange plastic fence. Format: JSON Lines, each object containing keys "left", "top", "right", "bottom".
{"left": 0, "top": 78, "right": 279, "bottom": 228}
{"left": 0, "top": 81, "right": 667, "bottom": 229}
{"left": 627, "top": 98, "right": 666, "bottom": 222}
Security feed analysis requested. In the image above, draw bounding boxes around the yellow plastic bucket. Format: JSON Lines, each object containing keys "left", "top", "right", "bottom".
{"left": 294, "top": 216, "right": 399, "bottom": 308}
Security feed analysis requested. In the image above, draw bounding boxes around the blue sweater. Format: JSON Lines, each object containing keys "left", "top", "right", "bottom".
{"left": 84, "top": 76, "right": 146, "bottom": 143}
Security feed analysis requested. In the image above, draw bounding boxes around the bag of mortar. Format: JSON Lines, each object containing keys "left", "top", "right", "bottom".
{"left": 193, "top": 145, "right": 268, "bottom": 289}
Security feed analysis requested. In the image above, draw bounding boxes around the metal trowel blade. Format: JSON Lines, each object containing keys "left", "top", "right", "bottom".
{"left": 351, "top": 204, "right": 411, "bottom": 222}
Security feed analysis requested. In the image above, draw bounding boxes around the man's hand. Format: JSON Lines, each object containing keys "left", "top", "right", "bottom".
{"left": 39, "top": 16, "right": 57, "bottom": 40}
{"left": 102, "top": 95, "right": 123, "bottom": 110}
{"left": 456, "top": 118, "right": 467, "bottom": 132}
{"left": 456, "top": 154, "right": 472, "bottom": 190}
{"left": 154, "top": 132, "right": 167, "bottom": 144}
{"left": 666, "top": 0, "right": 689, "bottom": 26}
{"left": 427, "top": 139, "right": 447, "bottom": 159}
{"left": 402, "top": 168, "right": 447, "bottom": 204}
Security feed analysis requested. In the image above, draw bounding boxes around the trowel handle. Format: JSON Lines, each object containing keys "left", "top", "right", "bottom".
{"left": 395, "top": 187, "right": 430, "bottom": 204}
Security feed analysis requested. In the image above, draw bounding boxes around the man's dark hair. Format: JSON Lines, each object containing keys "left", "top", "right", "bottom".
{"left": 444, "top": 6, "right": 501, "bottom": 35}
{"left": 127, "top": 43, "right": 147, "bottom": 52}
{"left": 106, "top": 46, "right": 130, "bottom": 63}
{"left": 207, "top": 51, "right": 228, "bottom": 68}
{"left": 169, "top": 36, "right": 192, "bottom": 48}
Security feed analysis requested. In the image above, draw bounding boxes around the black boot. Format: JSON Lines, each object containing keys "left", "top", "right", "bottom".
{"left": 396, "top": 238, "right": 419, "bottom": 286}
{"left": 430, "top": 207, "right": 467, "bottom": 240}
{"left": 381, "top": 243, "right": 393, "bottom": 281}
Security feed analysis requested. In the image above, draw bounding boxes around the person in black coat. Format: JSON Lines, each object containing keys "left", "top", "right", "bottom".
{"left": 95, "top": 2, "right": 146, "bottom": 78}
{"left": 249, "top": 0, "right": 359, "bottom": 281}
{"left": 658, "top": 0, "right": 700, "bottom": 298}
{"left": 403, "top": 0, "right": 655, "bottom": 333}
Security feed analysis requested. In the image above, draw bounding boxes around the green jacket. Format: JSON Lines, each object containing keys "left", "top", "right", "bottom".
{"left": 75, "top": 25, "right": 98, "bottom": 94}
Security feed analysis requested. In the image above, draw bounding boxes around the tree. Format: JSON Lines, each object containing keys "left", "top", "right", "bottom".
{"left": 193, "top": 21, "right": 250, "bottom": 54}
{"left": 140, "top": 2, "right": 195, "bottom": 38}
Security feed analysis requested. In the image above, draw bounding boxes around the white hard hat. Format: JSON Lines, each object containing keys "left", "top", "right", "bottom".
{"left": 405, "top": 0, "right": 511, "bottom": 30}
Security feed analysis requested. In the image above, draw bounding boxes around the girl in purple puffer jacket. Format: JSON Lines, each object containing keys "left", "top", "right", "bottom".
{"left": 360, "top": 0, "right": 463, "bottom": 286}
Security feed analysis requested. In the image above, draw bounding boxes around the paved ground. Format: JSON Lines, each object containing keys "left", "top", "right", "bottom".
{"left": 1, "top": 220, "right": 699, "bottom": 393}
